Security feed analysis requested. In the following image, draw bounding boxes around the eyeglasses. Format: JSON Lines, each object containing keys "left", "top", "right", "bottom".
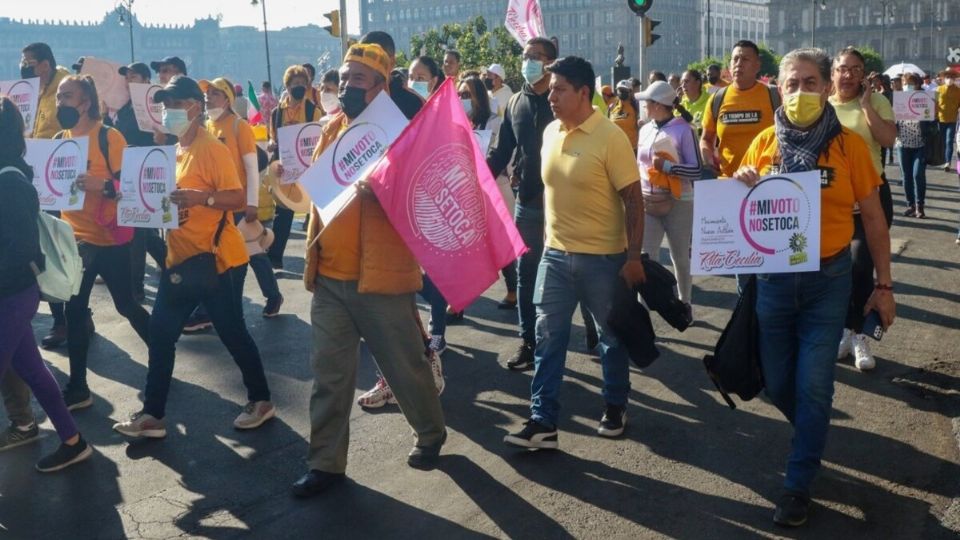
{"left": 835, "top": 66, "right": 864, "bottom": 76}
{"left": 458, "top": 92, "right": 472, "bottom": 100}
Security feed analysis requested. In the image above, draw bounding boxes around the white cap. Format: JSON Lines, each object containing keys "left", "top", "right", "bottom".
{"left": 487, "top": 64, "right": 506, "bottom": 80}
{"left": 636, "top": 81, "right": 675, "bottom": 106}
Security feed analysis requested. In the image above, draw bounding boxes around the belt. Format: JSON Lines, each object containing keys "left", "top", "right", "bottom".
{"left": 820, "top": 246, "right": 850, "bottom": 265}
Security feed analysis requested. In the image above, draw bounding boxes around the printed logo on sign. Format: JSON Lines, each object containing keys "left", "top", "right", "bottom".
{"left": 295, "top": 124, "right": 323, "bottom": 168}
{"left": 407, "top": 142, "right": 487, "bottom": 254}
{"left": 130, "top": 148, "right": 173, "bottom": 224}
{"left": 330, "top": 122, "right": 388, "bottom": 186}
{"left": 907, "top": 91, "right": 933, "bottom": 120}
{"left": 738, "top": 176, "right": 812, "bottom": 265}
{"left": 44, "top": 140, "right": 83, "bottom": 206}
{"left": 7, "top": 80, "right": 34, "bottom": 125}
{"left": 720, "top": 111, "right": 760, "bottom": 124}
{"left": 146, "top": 85, "right": 163, "bottom": 124}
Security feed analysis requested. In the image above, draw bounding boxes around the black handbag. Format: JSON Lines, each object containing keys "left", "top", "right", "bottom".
{"left": 162, "top": 212, "right": 227, "bottom": 302}
{"left": 922, "top": 121, "right": 945, "bottom": 167}
{"left": 703, "top": 274, "right": 764, "bottom": 409}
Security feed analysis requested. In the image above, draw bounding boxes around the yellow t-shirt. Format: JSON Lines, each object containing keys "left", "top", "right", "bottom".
{"left": 609, "top": 99, "right": 639, "bottom": 151}
{"left": 740, "top": 126, "right": 882, "bottom": 259}
{"left": 678, "top": 90, "right": 711, "bottom": 133}
{"left": 829, "top": 92, "right": 895, "bottom": 176}
{"left": 936, "top": 84, "right": 960, "bottom": 123}
{"left": 541, "top": 110, "right": 640, "bottom": 254}
{"left": 33, "top": 67, "right": 70, "bottom": 139}
{"left": 207, "top": 112, "right": 258, "bottom": 209}
{"left": 166, "top": 129, "right": 249, "bottom": 273}
{"left": 61, "top": 123, "right": 126, "bottom": 246}
{"left": 702, "top": 82, "right": 777, "bottom": 177}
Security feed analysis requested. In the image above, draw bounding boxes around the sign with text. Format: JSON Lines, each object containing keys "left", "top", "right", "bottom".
{"left": 277, "top": 122, "right": 323, "bottom": 184}
{"left": 0, "top": 78, "right": 40, "bottom": 136}
{"left": 129, "top": 82, "right": 168, "bottom": 133}
{"left": 692, "top": 171, "right": 821, "bottom": 275}
{"left": 505, "top": 0, "right": 546, "bottom": 48}
{"left": 117, "top": 146, "right": 178, "bottom": 229}
{"left": 893, "top": 91, "right": 935, "bottom": 121}
{"left": 300, "top": 91, "right": 408, "bottom": 212}
{"left": 24, "top": 137, "right": 90, "bottom": 211}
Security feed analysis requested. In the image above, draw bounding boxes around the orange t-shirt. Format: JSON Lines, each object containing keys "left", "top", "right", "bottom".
{"left": 207, "top": 112, "right": 257, "bottom": 209}
{"left": 61, "top": 123, "right": 126, "bottom": 246}
{"left": 740, "top": 126, "right": 882, "bottom": 259}
{"left": 702, "top": 82, "right": 777, "bottom": 177}
{"left": 311, "top": 116, "right": 362, "bottom": 281}
{"left": 166, "top": 129, "right": 249, "bottom": 273}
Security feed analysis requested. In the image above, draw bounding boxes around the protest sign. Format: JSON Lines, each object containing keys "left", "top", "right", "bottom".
{"left": 277, "top": 122, "right": 323, "bottom": 184}
{"left": 505, "top": 0, "right": 546, "bottom": 47}
{"left": 24, "top": 137, "right": 90, "bottom": 211}
{"left": 692, "top": 171, "right": 821, "bottom": 275}
{"left": 129, "top": 82, "right": 167, "bottom": 133}
{"left": 80, "top": 57, "right": 130, "bottom": 112}
{"left": 117, "top": 146, "right": 178, "bottom": 229}
{"left": 0, "top": 77, "right": 40, "bottom": 136}
{"left": 892, "top": 90, "right": 935, "bottom": 121}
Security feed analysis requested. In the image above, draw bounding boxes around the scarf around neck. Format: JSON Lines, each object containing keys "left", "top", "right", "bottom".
{"left": 774, "top": 102, "right": 842, "bottom": 173}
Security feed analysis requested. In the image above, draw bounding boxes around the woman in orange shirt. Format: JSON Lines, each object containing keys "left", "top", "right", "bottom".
{"left": 55, "top": 75, "right": 150, "bottom": 410}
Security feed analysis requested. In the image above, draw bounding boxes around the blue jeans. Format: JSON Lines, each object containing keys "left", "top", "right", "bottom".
{"left": 249, "top": 253, "right": 281, "bottom": 301}
{"left": 756, "top": 249, "right": 852, "bottom": 496}
{"left": 941, "top": 121, "right": 956, "bottom": 165}
{"left": 530, "top": 249, "right": 631, "bottom": 429}
{"left": 515, "top": 203, "right": 545, "bottom": 345}
{"left": 899, "top": 146, "right": 927, "bottom": 207}
{"left": 144, "top": 265, "right": 271, "bottom": 419}
{"left": 419, "top": 274, "right": 447, "bottom": 337}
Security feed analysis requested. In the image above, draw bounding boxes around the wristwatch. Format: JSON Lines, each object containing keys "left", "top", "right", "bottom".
{"left": 205, "top": 192, "right": 215, "bottom": 207}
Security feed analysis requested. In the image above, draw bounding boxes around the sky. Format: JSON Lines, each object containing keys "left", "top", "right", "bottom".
{"left": 0, "top": 0, "right": 361, "bottom": 33}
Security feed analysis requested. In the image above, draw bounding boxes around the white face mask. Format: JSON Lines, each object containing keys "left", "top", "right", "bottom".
{"left": 461, "top": 98, "right": 473, "bottom": 116}
{"left": 320, "top": 91, "right": 340, "bottom": 113}
{"left": 206, "top": 107, "right": 225, "bottom": 121}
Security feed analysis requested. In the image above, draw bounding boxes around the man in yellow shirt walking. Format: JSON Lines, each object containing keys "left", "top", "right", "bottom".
{"left": 936, "top": 70, "right": 960, "bottom": 171}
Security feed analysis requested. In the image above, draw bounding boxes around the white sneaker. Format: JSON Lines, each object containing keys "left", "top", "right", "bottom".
{"left": 233, "top": 401, "right": 276, "bottom": 430}
{"left": 837, "top": 328, "right": 854, "bottom": 360}
{"left": 853, "top": 334, "right": 876, "bottom": 371}
{"left": 113, "top": 412, "right": 167, "bottom": 438}
{"left": 429, "top": 350, "right": 445, "bottom": 395}
{"left": 357, "top": 376, "right": 397, "bottom": 408}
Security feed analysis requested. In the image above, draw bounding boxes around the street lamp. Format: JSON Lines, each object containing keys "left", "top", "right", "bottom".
{"left": 811, "top": 0, "right": 826, "bottom": 48}
{"left": 116, "top": 0, "right": 135, "bottom": 62}
{"left": 879, "top": 1, "right": 895, "bottom": 64}
{"left": 250, "top": 0, "right": 274, "bottom": 94}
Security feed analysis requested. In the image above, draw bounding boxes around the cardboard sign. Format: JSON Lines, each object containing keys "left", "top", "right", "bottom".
{"left": 277, "top": 122, "right": 323, "bottom": 184}
{"left": 129, "top": 82, "right": 168, "bottom": 133}
{"left": 24, "top": 137, "right": 90, "bottom": 211}
{"left": 79, "top": 57, "right": 130, "bottom": 113}
{"left": 0, "top": 78, "right": 40, "bottom": 136}
{"left": 117, "top": 146, "right": 179, "bottom": 229}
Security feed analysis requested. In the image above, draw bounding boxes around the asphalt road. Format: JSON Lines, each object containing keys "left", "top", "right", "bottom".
{"left": 1, "top": 164, "right": 958, "bottom": 540}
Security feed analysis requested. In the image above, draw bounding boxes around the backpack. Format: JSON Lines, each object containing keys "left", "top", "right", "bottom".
{"left": 0, "top": 166, "right": 82, "bottom": 303}
{"left": 710, "top": 84, "right": 782, "bottom": 127}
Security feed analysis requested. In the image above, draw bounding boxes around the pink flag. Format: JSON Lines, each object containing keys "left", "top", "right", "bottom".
{"left": 505, "top": 0, "right": 546, "bottom": 48}
{"left": 367, "top": 80, "right": 528, "bottom": 311}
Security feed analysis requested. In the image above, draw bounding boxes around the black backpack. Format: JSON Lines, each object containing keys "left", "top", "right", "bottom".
{"left": 710, "top": 84, "right": 782, "bottom": 127}
{"left": 703, "top": 275, "right": 764, "bottom": 409}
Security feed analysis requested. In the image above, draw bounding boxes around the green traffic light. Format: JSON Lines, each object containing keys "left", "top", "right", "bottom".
{"left": 627, "top": 0, "right": 654, "bottom": 15}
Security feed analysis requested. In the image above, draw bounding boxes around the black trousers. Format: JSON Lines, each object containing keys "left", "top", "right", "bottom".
{"left": 130, "top": 228, "right": 167, "bottom": 293}
{"left": 268, "top": 206, "right": 294, "bottom": 268}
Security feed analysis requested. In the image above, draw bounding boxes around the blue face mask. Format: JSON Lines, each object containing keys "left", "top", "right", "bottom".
{"left": 410, "top": 80, "right": 430, "bottom": 99}
{"left": 522, "top": 59, "right": 545, "bottom": 85}
{"left": 461, "top": 98, "right": 473, "bottom": 117}
{"left": 162, "top": 107, "right": 192, "bottom": 137}
{"left": 904, "top": 84, "right": 916, "bottom": 91}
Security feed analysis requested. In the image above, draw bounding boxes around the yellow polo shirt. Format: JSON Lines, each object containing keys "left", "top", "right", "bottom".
{"left": 33, "top": 67, "right": 70, "bottom": 139}
{"left": 829, "top": 92, "right": 895, "bottom": 175}
{"left": 540, "top": 110, "right": 640, "bottom": 254}
{"left": 936, "top": 84, "right": 960, "bottom": 123}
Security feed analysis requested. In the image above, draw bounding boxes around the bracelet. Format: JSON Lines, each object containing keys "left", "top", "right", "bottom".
{"left": 874, "top": 283, "right": 893, "bottom": 291}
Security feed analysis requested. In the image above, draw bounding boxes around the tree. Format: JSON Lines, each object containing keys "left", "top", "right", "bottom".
{"left": 856, "top": 46, "right": 885, "bottom": 74}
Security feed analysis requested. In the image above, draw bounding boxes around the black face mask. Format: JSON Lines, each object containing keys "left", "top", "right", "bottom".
{"left": 56, "top": 105, "right": 81, "bottom": 129}
{"left": 707, "top": 75, "right": 719, "bottom": 84}
{"left": 339, "top": 86, "right": 369, "bottom": 119}
{"left": 617, "top": 89, "right": 630, "bottom": 101}
{"left": 483, "top": 78, "right": 494, "bottom": 91}
{"left": 20, "top": 65, "right": 36, "bottom": 79}
{"left": 289, "top": 86, "right": 307, "bottom": 101}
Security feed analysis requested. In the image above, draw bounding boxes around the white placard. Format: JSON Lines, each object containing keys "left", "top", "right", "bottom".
{"left": 129, "top": 82, "right": 167, "bottom": 134}
{"left": 299, "top": 91, "right": 408, "bottom": 211}
{"left": 117, "top": 146, "right": 179, "bottom": 229}
{"left": 79, "top": 57, "right": 130, "bottom": 113}
{"left": 893, "top": 91, "right": 936, "bottom": 121}
{"left": 24, "top": 137, "right": 90, "bottom": 211}
{"left": 0, "top": 78, "right": 40, "bottom": 136}
{"left": 473, "top": 129, "right": 492, "bottom": 152}
{"left": 277, "top": 122, "right": 323, "bottom": 184}
{"left": 692, "top": 171, "right": 821, "bottom": 275}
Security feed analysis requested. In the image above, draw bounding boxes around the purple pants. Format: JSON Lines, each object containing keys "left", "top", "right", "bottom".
{"left": 0, "top": 284, "right": 78, "bottom": 442}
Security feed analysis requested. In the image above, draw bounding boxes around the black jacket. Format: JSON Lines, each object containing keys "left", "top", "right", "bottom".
{"left": 703, "top": 275, "right": 763, "bottom": 409}
{"left": 607, "top": 277, "right": 660, "bottom": 368}
{"left": 486, "top": 83, "right": 553, "bottom": 207}
{"left": 638, "top": 254, "right": 692, "bottom": 332}
{"left": 106, "top": 100, "right": 156, "bottom": 148}
{"left": 0, "top": 161, "right": 42, "bottom": 299}
{"left": 389, "top": 76, "right": 424, "bottom": 121}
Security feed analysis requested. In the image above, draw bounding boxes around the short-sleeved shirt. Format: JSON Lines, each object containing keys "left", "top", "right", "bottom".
{"left": 61, "top": 123, "right": 126, "bottom": 246}
{"left": 829, "top": 92, "right": 895, "bottom": 175}
{"left": 609, "top": 99, "right": 639, "bottom": 151}
{"left": 936, "top": 84, "right": 960, "bottom": 123}
{"left": 166, "top": 129, "right": 248, "bottom": 273}
{"left": 207, "top": 112, "right": 257, "bottom": 208}
{"left": 678, "top": 90, "right": 711, "bottom": 133}
{"left": 33, "top": 68, "right": 69, "bottom": 139}
{"left": 739, "top": 126, "right": 882, "bottom": 259}
{"left": 541, "top": 110, "right": 640, "bottom": 254}
{"left": 702, "top": 82, "right": 777, "bottom": 177}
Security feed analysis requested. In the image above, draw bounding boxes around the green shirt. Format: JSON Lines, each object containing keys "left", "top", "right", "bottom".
{"left": 678, "top": 90, "right": 710, "bottom": 133}
{"left": 829, "top": 92, "right": 895, "bottom": 176}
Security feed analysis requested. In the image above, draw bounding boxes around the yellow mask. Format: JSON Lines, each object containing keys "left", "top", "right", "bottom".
{"left": 784, "top": 91, "right": 824, "bottom": 128}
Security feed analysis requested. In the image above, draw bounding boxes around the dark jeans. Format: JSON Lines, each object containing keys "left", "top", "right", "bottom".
{"left": 68, "top": 243, "right": 150, "bottom": 389}
{"left": 941, "top": 121, "right": 956, "bottom": 165}
{"left": 899, "top": 146, "right": 927, "bottom": 207}
{"left": 419, "top": 274, "right": 447, "bottom": 337}
{"left": 845, "top": 217, "right": 875, "bottom": 332}
{"left": 268, "top": 206, "right": 294, "bottom": 268}
{"left": 502, "top": 262, "right": 518, "bottom": 294}
{"left": 130, "top": 228, "right": 167, "bottom": 294}
{"left": 515, "top": 203, "right": 545, "bottom": 345}
{"left": 757, "top": 250, "right": 852, "bottom": 496}
{"left": 144, "top": 265, "right": 270, "bottom": 419}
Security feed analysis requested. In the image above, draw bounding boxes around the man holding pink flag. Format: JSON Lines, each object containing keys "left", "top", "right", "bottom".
{"left": 502, "top": 56, "right": 647, "bottom": 450}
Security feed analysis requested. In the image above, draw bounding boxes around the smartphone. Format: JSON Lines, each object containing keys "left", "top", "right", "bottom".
{"left": 861, "top": 310, "right": 884, "bottom": 341}
{"left": 102, "top": 179, "right": 118, "bottom": 200}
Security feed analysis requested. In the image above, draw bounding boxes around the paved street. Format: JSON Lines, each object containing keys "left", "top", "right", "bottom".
{"left": 1, "top": 165, "right": 958, "bottom": 540}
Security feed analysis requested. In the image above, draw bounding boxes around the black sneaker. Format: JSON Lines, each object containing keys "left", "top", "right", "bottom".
{"left": 41, "top": 324, "right": 67, "bottom": 349}
{"left": 503, "top": 420, "right": 559, "bottom": 449}
{"left": 506, "top": 342, "right": 535, "bottom": 371}
{"left": 773, "top": 491, "right": 810, "bottom": 527}
{"left": 63, "top": 385, "right": 93, "bottom": 411}
{"left": 0, "top": 422, "right": 40, "bottom": 452}
{"left": 263, "top": 294, "right": 284, "bottom": 318}
{"left": 408, "top": 429, "right": 447, "bottom": 470}
{"left": 35, "top": 436, "right": 93, "bottom": 473}
{"left": 597, "top": 404, "right": 627, "bottom": 437}
{"left": 291, "top": 470, "right": 346, "bottom": 498}
{"left": 183, "top": 313, "right": 213, "bottom": 333}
